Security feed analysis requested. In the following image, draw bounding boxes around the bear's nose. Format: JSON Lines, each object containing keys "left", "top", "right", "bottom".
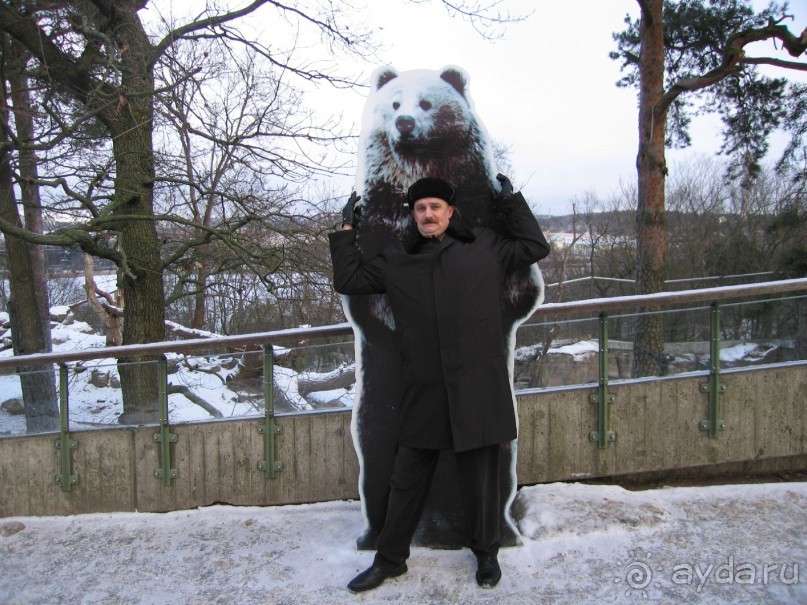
{"left": 395, "top": 116, "right": 415, "bottom": 135}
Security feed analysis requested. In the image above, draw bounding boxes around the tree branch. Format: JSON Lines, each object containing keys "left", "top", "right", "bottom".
{"left": 0, "top": 212, "right": 123, "bottom": 263}
{"left": 167, "top": 383, "right": 224, "bottom": 418}
{"left": 152, "top": 0, "right": 362, "bottom": 67}
{"left": 656, "top": 22, "right": 807, "bottom": 116}
{"left": 740, "top": 56, "right": 807, "bottom": 71}
{"left": 0, "top": 5, "right": 94, "bottom": 103}
{"left": 430, "top": 0, "right": 531, "bottom": 39}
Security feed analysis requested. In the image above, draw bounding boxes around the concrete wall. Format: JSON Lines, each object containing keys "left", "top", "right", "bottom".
{"left": 516, "top": 364, "right": 807, "bottom": 484}
{"left": 1, "top": 364, "right": 805, "bottom": 517}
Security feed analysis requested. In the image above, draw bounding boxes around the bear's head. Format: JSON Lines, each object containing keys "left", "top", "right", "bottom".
{"left": 357, "top": 65, "right": 497, "bottom": 197}
{"left": 348, "top": 65, "right": 543, "bottom": 335}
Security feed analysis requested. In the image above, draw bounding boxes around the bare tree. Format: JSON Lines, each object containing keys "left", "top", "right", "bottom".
{"left": 152, "top": 37, "right": 348, "bottom": 330}
{"left": 0, "top": 0, "right": 370, "bottom": 422}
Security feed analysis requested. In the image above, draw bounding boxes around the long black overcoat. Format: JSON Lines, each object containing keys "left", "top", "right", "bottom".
{"left": 329, "top": 192, "right": 550, "bottom": 452}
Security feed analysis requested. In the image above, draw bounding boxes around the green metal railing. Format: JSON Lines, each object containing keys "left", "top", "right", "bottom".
{"left": 257, "top": 344, "right": 283, "bottom": 479}
{"left": 153, "top": 356, "right": 178, "bottom": 485}
{"left": 583, "top": 301, "right": 731, "bottom": 448}
{"left": 2, "top": 277, "right": 807, "bottom": 481}
{"left": 589, "top": 312, "right": 616, "bottom": 449}
{"left": 54, "top": 364, "right": 79, "bottom": 491}
{"left": 699, "top": 302, "right": 726, "bottom": 438}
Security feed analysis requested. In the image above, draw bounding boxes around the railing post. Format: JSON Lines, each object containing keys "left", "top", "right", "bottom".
{"left": 153, "top": 355, "right": 177, "bottom": 485}
{"left": 700, "top": 301, "right": 726, "bottom": 437}
{"left": 55, "top": 363, "right": 79, "bottom": 491}
{"left": 257, "top": 344, "right": 283, "bottom": 478}
{"left": 589, "top": 311, "right": 616, "bottom": 448}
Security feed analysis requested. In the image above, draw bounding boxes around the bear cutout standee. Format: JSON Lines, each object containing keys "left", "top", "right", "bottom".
{"left": 344, "top": 65, "right": 545, "bottom": 549}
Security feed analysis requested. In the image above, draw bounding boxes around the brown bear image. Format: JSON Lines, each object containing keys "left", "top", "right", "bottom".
{"left": 344, "top": 65, "right": 545, "bottom": 549}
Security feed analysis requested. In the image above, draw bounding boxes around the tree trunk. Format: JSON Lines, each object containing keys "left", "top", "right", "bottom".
{"left": 9, "top": 44, "right": 49, "bottom": 329}
{"left": 632, "top": 0, "right": 669, "bottom": 377}
{"left": 0, "top": 149, "right": 59, "bottom": 432}
{"left": 0, "top": 39, "right": 58, "bottom": 432}
{"left": 83, "top": 253, "right": 123, "bottom": 346}
{"left": 116, "top": 213, "right": 165, "bottom": 424}
{"left": 96, "top": 12, "right": 166, "bottom": 424}
{"left": 191, "top": 261, "right": 210, "bottom": 330}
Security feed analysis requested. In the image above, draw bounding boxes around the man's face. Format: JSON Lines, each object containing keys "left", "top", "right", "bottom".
{"left": 412, "top": 197, "right": 454, "bottom": 239}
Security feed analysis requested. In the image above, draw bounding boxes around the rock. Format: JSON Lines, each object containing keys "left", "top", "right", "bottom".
{"left": 50, "top": 306, "right": 71, "bottom": 323}
{"left": 89, "top": 369, "right": 110, "bottom": 388}
{"left": 0, "top": 398, "right": 25, "bottom": 416}
{"left": 0, "top": 521, "right": 25, "bottom": 537}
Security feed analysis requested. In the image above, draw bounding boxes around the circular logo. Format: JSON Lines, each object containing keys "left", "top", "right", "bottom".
{"left": 615, "top": 550, "right": 662, "bottom": 598}
{"left": 625, "top": 560, "right": 653, "bottom": 590}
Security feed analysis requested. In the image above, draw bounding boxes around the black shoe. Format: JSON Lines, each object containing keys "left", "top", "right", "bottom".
{"left": 347, "top": 562, "right": 408, "bottom": 592}
{"left": 475, "top": 554, "right": 501, "bottom": 588}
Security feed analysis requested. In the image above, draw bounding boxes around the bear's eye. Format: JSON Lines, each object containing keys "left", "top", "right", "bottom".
{"left": 419, "top": 100, "right": 432, "bottom": 111}
{"left": 392, "top": 101, "right": 400, "bottom": 110}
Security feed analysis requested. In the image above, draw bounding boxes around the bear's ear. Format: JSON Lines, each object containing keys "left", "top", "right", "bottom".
{"left": 439, "top": 66, "right": 469, "bottom": 98}
{"left": 373, "top": 66, "right": 399, "bottom": 91}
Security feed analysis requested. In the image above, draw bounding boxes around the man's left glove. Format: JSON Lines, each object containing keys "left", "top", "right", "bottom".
{"left": 495, "top": 174, "right": 513, "bottom": 199}
{"left": 341, "top": 191, "right": 361, "bottom": 228}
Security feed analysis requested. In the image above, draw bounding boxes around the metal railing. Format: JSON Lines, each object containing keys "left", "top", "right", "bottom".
{"left": 2, "top": 277, "right": 804, "bottom": 371}
{"left": 1, "top": 278, "right": 805, "bottom": 451}
{"left": 0, "top": 277, "right": 805, "bottom": 506}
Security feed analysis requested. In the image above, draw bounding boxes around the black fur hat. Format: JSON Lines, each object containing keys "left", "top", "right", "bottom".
{"left": 407, "top": 177, "right": 455, "bottom": 207}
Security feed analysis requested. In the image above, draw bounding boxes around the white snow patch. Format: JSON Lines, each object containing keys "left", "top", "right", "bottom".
{"left": 720, "top": 342, "right": 776, "bottom": 362}
{"left": 1, "top": 482, "right": 805, "bottom": 604}
{"left": 550, "top": 339, "right": 599, "bottom": 359}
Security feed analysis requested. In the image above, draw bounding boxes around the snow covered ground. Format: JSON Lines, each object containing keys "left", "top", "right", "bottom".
{"left": 1, "top": 481, "right": 805, "bottom": 604}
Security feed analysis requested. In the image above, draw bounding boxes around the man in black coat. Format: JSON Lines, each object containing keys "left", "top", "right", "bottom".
{"left": 330, "top": 175, "right": 550, "bottom": 592}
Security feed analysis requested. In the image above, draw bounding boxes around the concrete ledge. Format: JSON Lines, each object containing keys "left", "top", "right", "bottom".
{"left": 1, "top": 364, "right": 805, "bottom": 517}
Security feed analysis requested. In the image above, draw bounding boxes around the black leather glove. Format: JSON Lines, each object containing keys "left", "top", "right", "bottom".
{"left": 341, "top": 191, "right": 361, "bottom": 227}
{"left": 496, "top": 174, "right": 513, "bottom": 198}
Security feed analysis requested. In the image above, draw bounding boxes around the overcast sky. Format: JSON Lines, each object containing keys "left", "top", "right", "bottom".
{"left": 307, "top": 0, "right": 807, "bottom": 215}
{"left": 148, "top": 1, "right": 806, "bottom": 216}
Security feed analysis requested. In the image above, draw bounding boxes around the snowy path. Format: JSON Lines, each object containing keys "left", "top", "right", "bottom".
{"left": 1, "top": 482, "right": 806, "bottom": 604}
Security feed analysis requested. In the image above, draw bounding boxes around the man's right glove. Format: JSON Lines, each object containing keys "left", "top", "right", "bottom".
{"left": 341, "top": 191, "right": 361, "bottom": 227}
{"left": 495, "top": 173, "right": 513, "bottom": 199}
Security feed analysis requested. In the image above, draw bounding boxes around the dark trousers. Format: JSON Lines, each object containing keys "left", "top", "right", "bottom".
{"left": 373, "top": 444, "right": 501, "bottom": 568}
